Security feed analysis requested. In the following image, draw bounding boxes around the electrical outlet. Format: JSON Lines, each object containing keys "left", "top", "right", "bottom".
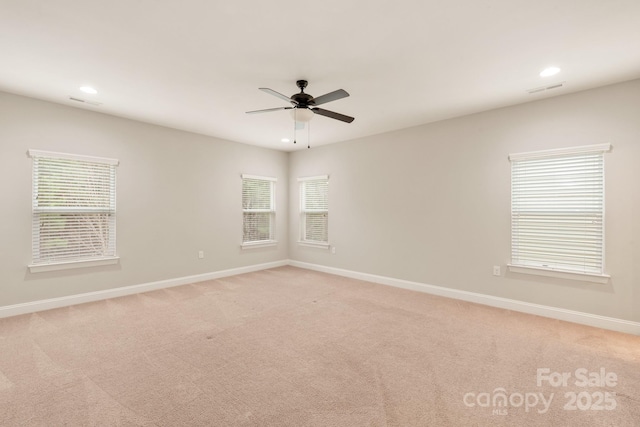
{"left": 331, "top": 246, "right": 336, "bottom": 254}
{"left": 198, "top": 251, "right": 204, "bottom": 259}
{"left": 493, "top": 265, "right": 501, "bottom": 276}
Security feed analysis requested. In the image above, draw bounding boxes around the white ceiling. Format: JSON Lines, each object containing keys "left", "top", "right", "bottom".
{"left": 1, "top": 0, "right": 639, "bottom": 151}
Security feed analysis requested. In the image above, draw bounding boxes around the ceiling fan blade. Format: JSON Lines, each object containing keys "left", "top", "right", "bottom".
{"left": 313, "top": 89, "right": 349, "bottom": 106}
{"left": 259, "top": 88, "right": 297, "bottom": 105}
{"left": 312, "top": 108, "right": 355, "bottom": 123}
{"left": 246, "top": 107, "right": 292, "bottom": 114}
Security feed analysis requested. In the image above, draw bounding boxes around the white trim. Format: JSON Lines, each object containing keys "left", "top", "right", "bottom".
{"left": 507, "top": 264, "right": 610, "bottom": 284}
{"left": 240, "top": 240, "right": 278, "bottom": 249}
{"left": 1, "top": 260, "right": 288, "bottom": 319}
{"left": 297, "top": 174, "right": 329, "bottom": 182}
{"left": 28, "top": 257, "right": 120, "bottom": 273}
{"left": 27, "top": 149, "right": 120, "bottom": 166}
{"left": 242, "top": 175, "right": 277, "bottom": 244}
{"left": 241, "top": 174, "right": 277, "bottom": 182}
{"left": 508, "top": 143, "right": 611, "bottom": 161}
{"left": 5, "top": 259, "right": 637, "bottom": 336}
{"left": 297, "top": 241, "right": 331, "bottom": 249}
{"left": 288, "top": 261, "right": 640, "bottom": 336}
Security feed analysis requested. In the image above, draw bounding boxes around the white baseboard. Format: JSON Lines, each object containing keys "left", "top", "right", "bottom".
{"left": 289, "top": 260, "right": 640, "bottom": 336}
{"left": 3, "top": 258, "right": 638, "bottom": 336}
{"left": 0, "top": 260, "right": 289, "bottom": 319}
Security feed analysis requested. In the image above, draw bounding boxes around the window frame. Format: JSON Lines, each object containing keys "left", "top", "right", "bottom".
{"left": 27, "top": 149, "right": 119, "bottom": 273}
{"left": 241, "top": 174, "right": 277, "bottom": 248}
{"left": 298, "top": 175, "right": 330, "bottom": 249}
{"left": 507, "top": 144, "right": 611, "bottom": 283}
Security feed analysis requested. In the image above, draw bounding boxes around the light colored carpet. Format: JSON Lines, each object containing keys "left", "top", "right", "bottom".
{"left": 0, "top": 266, "right": 638, "bottom": 426}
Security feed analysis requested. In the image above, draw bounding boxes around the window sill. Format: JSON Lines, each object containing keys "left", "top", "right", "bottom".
{"left": 507, "top": 264, "right": 610, "bottom": 284}
{"left": 297, "top": 241, "right": 330, "bottom": 249}
{"left": 28, "top": 257, "right": 120, "bottom": 273}
{"left": 241, "top": 240, "right": 278, "bottom": 249}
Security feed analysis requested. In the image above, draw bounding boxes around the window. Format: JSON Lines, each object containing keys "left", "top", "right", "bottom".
{"left": 28, "top": 150, "right": 119, "bottom": 272}
{"left": 299, "top": 175, "right": 329, "bottom": 247}
{"left": 242, "top": 174, "right": 276, "bottom": 246}
{"left": 508, "top": 144, "right": 611, "bottom": 282}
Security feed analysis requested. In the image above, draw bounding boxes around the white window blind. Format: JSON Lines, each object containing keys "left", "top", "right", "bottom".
{"left": 242, "top": 175, "right": 276, "bottom": 244}
{"left": 509, "top": 144, "right": 610, "bottom": 276}
{"left": 299, "top": 176, "right": 329, "bottom": 244}
{"left": 29, "top": 150, "right": 118, "bottom": 266}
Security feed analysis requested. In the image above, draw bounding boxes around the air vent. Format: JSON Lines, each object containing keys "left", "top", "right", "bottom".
{"left": 527, "top": 82, "right": 565, "bottom": 94}
{"left": 68, "top": 96, "right": 102, "bottom": 106}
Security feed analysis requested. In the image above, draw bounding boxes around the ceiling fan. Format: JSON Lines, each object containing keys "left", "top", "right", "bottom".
{"left": 246, "top": 80, "right": 354, "bottom": 126}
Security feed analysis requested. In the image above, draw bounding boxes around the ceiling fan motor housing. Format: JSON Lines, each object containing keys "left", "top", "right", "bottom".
{"left": 291, "top": 92, "right": 314, "bottom": 107}
{"left": 292, "top": 80, "right": 313, "bottom": 106}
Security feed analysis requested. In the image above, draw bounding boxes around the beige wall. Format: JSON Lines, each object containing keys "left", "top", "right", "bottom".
{"left": 0, "top": 92, "right": 289, "bottom": 306}
{"left": 289, "top": 79, "right": 640, "bottom": 322}
{"left": 2, "top": 80, "right": 638, "bottom": 323}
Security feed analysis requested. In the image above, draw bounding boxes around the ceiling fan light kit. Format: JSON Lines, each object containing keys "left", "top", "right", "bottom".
{"left": 291, "top": 108, "right": 314, "bottom": 122}
{"left": 246, "top": 80, "right": 354, "bottom": 148}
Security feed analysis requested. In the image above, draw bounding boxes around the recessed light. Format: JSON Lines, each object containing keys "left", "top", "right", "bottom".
{"left": 79, "top": 86, "right": 98, "bottom": 94}
{"left": 281, "top": 138, "right": 290, "bottom": 143}
{"left": 540, "top": 67, "right": 561, "bottom": 77}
